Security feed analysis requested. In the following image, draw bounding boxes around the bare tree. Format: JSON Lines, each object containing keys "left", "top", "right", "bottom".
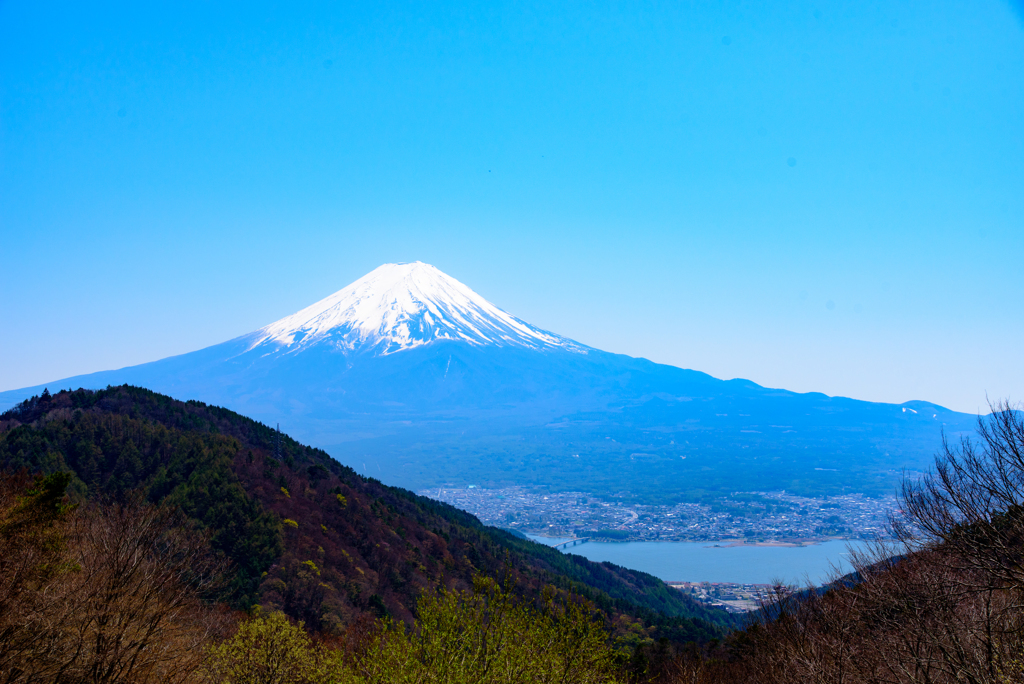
{"left": 53, "top": 499, "right": 230, "bottom": 684}
{"left": 886, "top": 400, "right": 1024, "bottom": 681}
{"left": 0, "top": 472, "right": 78, "bottom": 684}
{"left": 895, "top": 400, "right": 1024, "bottom": 591}
{"left": 711, "top": 402, "right": 1024, "bottom": 684}
{"left": 1, "top": 490, "right": 231, "bottom": 684}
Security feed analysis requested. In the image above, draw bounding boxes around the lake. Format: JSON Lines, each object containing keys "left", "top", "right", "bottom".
{"left": 526, "top": 535, "right": 867, "bottom": 586}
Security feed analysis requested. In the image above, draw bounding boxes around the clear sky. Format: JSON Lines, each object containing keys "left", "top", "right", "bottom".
{"left": 1, "top": 1, "right": 1022, "bottom": 414}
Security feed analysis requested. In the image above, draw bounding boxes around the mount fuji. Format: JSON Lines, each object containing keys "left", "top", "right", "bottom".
{"left": 248, "top": 262, "right": 586, "bottom": 357}
{"left": 0, "top": 262, "right": 976, "bottom": 500}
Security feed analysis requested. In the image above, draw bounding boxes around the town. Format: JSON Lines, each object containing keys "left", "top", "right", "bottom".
{"left": 421, "top": 486, "right": 896, "bottom": 543}
{"left": 667, "top": 582, "right": 778, "bottom": 614}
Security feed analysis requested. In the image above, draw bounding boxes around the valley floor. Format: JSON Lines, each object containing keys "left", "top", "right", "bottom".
{"left": 421, "top": 486, "right": 895, "bottom": 543}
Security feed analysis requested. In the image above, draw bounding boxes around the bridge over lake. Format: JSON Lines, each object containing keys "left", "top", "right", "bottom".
{"left": 551, "top": 537, "right": 589, "bottom": 551}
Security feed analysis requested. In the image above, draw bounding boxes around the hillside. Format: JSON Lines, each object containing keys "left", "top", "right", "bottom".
{"left": 0, "top": 385, "right": 734, "bottom": 639}
{"left": 658, "top": 403, "right": 1024, "bottom": 683}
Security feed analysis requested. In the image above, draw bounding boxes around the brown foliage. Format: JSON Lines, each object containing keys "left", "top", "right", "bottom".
{"left": 0, "top": 471, "right": 77, "bottom": 682}
{"left": 0, "top": 483, "right": 231, "bottom": 684}
{"left": 650, "top": 401, "right": 1024, "bottom": 684}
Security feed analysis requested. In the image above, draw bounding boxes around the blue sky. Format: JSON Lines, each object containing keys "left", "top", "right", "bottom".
{"left": 1, "top": 0, "right": 1021, "bottom": 414}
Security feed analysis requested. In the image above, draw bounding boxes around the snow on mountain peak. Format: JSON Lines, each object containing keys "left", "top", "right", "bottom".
{"left": 248, "top": 262, "right": 585, "bottom": 356}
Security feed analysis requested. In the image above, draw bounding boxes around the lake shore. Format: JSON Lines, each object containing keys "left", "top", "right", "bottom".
{"left": 706, "top": 540, "right": 822, "bottom": 548}
{"left": 526, "top": 533, "right": 832, "bottom": 548}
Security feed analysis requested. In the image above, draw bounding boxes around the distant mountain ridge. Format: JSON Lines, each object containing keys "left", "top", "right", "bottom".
{"left": 0, "top": 262, "right": 977, "bottom": 499}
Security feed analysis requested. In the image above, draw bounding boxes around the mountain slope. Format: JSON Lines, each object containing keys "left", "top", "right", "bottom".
{"left": 0, "top": 262, "right": 978, "bottom": 498}
{"left": 0, "top": 385, "right": 734, "bottom": 637}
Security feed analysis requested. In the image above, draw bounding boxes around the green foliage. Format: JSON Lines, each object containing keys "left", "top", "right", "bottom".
{"left": 307, "top": 464, "right": 329, "bottom": 483}
{"left": 357, "top": 575, "right": 621, "bottom": 684}
{"left": 592, "top": 529, "right": 631, "bottom": 541}
{"left": 0, "top": 388, "right": 282, "bottom": 606}
{"left": 0, "top": 471, "right": 75, "bottom": 551}
{"left": 204, "top": 609, "right": 357, "bottom": 684}
{"left": 207, "top": 576, "right": 623, "bottom": 684}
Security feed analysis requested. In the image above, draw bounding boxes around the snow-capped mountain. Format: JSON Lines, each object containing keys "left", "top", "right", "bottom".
{"left": 0, "top": 261, "right": 976, "bottom": 501}
{"left": 247, "top": 262, "right": 585, "bottom": 357}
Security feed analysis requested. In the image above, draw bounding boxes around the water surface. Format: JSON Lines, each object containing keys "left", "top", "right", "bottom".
{"left": 526, "top": 535, "right": 865, "bottom": 586}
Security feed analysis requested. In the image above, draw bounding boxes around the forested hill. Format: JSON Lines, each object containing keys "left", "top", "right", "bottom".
{"left": 0, "top": 385, "right": 733, "bottom": 639}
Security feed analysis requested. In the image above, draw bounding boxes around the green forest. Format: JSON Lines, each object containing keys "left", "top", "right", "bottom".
{"left": 3, "top": 386, "right": 1024, "bottom": 683}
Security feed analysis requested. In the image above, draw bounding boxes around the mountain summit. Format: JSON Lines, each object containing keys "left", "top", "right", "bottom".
{"left": 248, "top": 262, "right": 584, "bottom": 357}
